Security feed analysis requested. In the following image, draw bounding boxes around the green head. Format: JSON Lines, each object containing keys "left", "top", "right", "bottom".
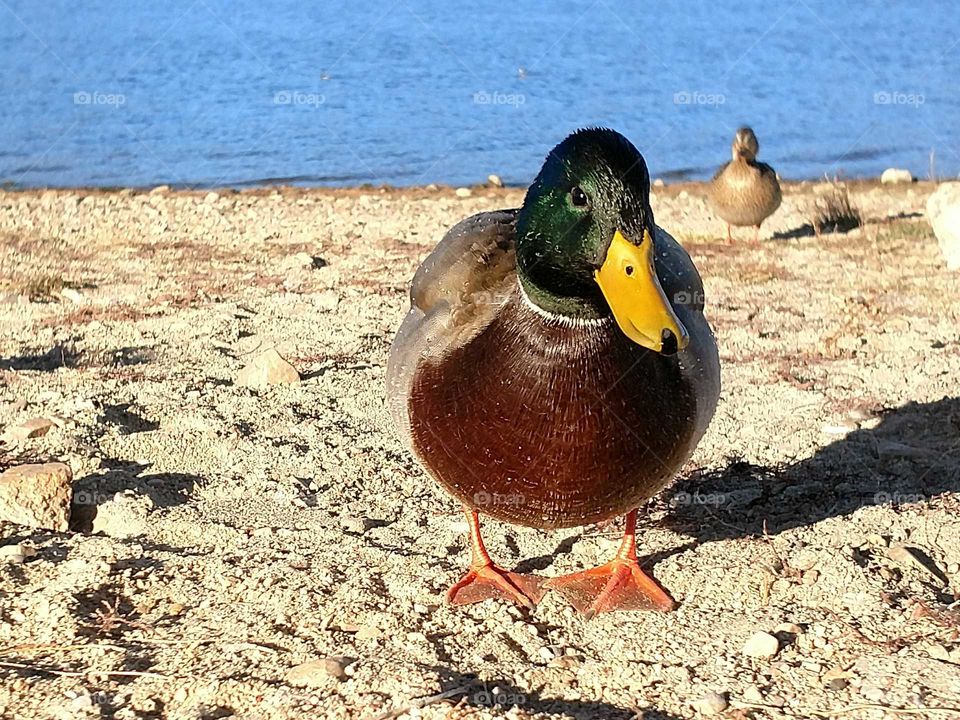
{"left": 515, "top": 128, "right": 687, "bottom": 354}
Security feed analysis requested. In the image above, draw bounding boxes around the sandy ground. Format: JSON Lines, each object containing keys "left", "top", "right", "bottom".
{"left": 0, "top": 180, "right": 959, "bottom": 720}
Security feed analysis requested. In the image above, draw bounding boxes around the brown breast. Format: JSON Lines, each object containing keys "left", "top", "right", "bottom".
{"left": 408, "top": 292, "right": 699, "bottom": 529}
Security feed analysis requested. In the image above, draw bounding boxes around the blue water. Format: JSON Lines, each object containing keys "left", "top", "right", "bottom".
{"left": 2, "top": 1, "right": 959, "bottom": 188}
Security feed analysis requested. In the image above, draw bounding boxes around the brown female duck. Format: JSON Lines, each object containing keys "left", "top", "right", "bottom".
{"left": 708, "top": 127, "right": 781, "bottom": 242}
{"left": 386, "top": 128, "right": 720, "bottom": 617}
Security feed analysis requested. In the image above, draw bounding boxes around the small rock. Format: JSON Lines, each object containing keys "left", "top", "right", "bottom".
{"left": 487, "top": 174, "right": 504, "bottom": 188}
{"left": 926, "top": 181, "right": 960, "bottom": 270}
{"left": 0, "top": 463, "right": 73, "bottom": 531}
{"left": 690, "top": 691, "right": 728, "bottom": 715}
{"left": 0, "top": 543, "right": 37, "bottom": 564}
{"left": 286, "top": 657, "right": 351, "bottom": 686}
{"left": 538, "top": 646, "right": 556, "bottom": 661}
{"left": 203, "top": 191, "right": 220, "bottom": 204}
{"left": 880, "top": 168, "right": 913, "bottom": 184}
{"left": 887, "top": 544, "right": 946, "bottom": 582}
{"left": 742, "top": 631, "right": 780, "bottom": 659}
{"left": 455, "top": 187, "right": 472, "bottom": 198}
{"left": 88, "top": 491, "right": 153, "bottom": 538}
{"left": 775, "top": 622, "right": 804, "bottom": 635}
{"left": 742, "top": 685, "right": 764, "bottom": 703}
{"left": 315, "top": 290, "right": 340, "bottom": 312}
{"left": 827, "top": 678, "right": 849, "bottom": 691}
{"left": 235, "top": 348, "right": 300, "bottom": 388}
{"left": 802, "top": 569, "right": 820, "bottom": 585}
{"left": 548, "top": 655, "right": 580, "bottom": 669}
{"left": 149, "top": 185, "right": 170, "bottom": 194}
{"left": 653, "top": 178, "right": 665, "bottom": 188}
{"left": 61, "top": 288, "right": 84, "bottom": 304}
{"left": 282, "top": 252, "right": 315, "bottom": 271}
{"left": 355, "top": 625, "right": 382, "bottom": 641}
{"left": 3, "top": 417, "right": 56, "bottom": 443}
{"left": 821, "top": 422, "right": 856, "bottom": 436}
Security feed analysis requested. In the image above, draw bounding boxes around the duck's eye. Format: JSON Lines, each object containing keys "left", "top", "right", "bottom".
{"left": 625, "top": 265, "right": 635, "bottom": 276}
{"left": 570, "top": 186, "right": 590, "bottom": 208}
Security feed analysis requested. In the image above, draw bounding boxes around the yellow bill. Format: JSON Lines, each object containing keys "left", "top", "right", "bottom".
{"left": 595, "top": 229, "right": 689, "bottom": 353}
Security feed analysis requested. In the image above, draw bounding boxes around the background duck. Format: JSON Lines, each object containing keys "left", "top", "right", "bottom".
{"left": 708, "top": 127, "right": 782, "bottom": 242}
{"left": 386, "top": 128, "right": 720, "bottom": 617}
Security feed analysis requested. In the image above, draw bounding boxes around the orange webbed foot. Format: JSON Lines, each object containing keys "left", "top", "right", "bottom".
{"left": 446, "top": 506, "right": 544, "bottom": 610}
{"left": 544, "top": 557, "right": 676, "bottom": 618}
{"left": 544, "top": 508, "right": 677, "bottom": 618}
{"left": 447, "top": 563, "right": 545, "bottom": 610}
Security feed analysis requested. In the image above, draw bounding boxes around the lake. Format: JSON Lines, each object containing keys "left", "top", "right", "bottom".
{"left": 1, "top": 0, "right": 959, "bottom": 188}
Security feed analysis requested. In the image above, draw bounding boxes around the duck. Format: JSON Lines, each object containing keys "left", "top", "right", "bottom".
{"left": 708, "top": 127, "right": 781, "bottom": 242}
{"left": 386, "top": 128, "right": 720, "bottom": 617}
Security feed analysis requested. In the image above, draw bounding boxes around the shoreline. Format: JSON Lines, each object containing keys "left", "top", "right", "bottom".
{"left": 0, "top": 175, "right": 943, "bottom": 199}
{"left": 0, "top": 181, "right": 957, "bottom": 720}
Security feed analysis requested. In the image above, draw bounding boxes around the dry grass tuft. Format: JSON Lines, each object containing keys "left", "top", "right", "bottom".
{"left": 810, "top": 185, "right": 863, "bottom": 236}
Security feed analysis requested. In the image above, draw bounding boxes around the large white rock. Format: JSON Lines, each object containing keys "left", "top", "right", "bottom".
{"left": 927, "top": 182, "right": 960, "bottom": 270}
{"left": 0, "top": 463, "right": 73, "bottom": 531}
{"left": 881, "top": 168, "right": 913, "bottom": 184}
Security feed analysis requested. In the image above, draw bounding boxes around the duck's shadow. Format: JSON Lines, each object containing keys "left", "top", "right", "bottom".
{"left": 661, "top": 396, "right": 959, "bottom": 544}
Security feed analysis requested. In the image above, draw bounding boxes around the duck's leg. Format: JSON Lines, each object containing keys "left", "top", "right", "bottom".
{"left": 446, "top": 507, "right": 544, "bottom": 610}
{"left": 725, "top": 223, "right": 733, "bottom": 244}
{"left": 753, "top": 224, "right": 761, "bottom": 243}
{"left": 544, "top": 509, "right": 676, "bottom": 618}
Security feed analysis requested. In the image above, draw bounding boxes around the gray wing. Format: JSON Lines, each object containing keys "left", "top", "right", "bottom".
{"left": 385, "top": 210, "right": 519, "bottom": 448}
{"left": 654, "top": 226, "right": 722, "bottom": 445}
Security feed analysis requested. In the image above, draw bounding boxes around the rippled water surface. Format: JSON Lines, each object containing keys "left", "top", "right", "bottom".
{"left": 2, "top": 1, "right": 959, "bottom": 187}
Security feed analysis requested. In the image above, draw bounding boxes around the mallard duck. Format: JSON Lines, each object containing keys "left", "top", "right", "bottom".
{"left": 386, "top": 128, "right": 720, "bottom": 617}
{"left": 708, "top": 127, "right": 781, "bottom": 242}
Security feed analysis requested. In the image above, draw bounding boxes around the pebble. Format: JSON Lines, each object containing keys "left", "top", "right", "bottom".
{"left": 887, "top": 544, "right": 945, "bottom": 581}
{"left": 315, "top": 290, "right": 340, "bottom": 312}
{"left": 235, "top": 348, "right": 301, "bottom": 388}
{"left": 538, "top": 646, "right": 556, "bottom": 661}
{"left": 742, "top": 685, "right": 764, "bottom": 703}
{"left": 880, "top": 168, "right": 913, "bottom": 184}
{"left": 0, "top": 463, "right": 73, "bottom": 531}
{"left": 821, "top": 422, "right": 856, "bottom": 436}
{"left": 487, "top": 174, "right": 504, "bottom": 188}
{"left": 150, "top": 185, "right": 170, "bottom": 194}
{"left": 282, "top": 251, "right": 315, "bottom": 271}
{"left": 454, "top": 187, "right": 472, "bottom": 198}
{"left": 742, "top": 631, "right": 780, "bottom": 659}
{"left": 0, "top": 543, "right": 37, "bottom": 564}
{"left": 2, "top": 416, "right": 56, "bottom": 443}
{"left": 775, "top": 622, "right": 804, "bottom": 635}
{"left": 355, "top": 625, "right": 382, "bottom": 640}
{"left": 653, "top": 178, "right": 665, "bottom": 187}
{"left": 690, "top": 691, "right": 728, "bottom": 715}
{"left": 860, "top": 682, "right": 886, "bottom": 702}
{"left": 286, "top": 657, "right": 351, "bottom": 685}
{"left": 61, "top": 288, "right": 84, "bottom": 304}
{"left": 203, "top": 191, "right": 220, "bottom": 204}
{"left": 89, "top": 491, "right": 153, "bottom": 538}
